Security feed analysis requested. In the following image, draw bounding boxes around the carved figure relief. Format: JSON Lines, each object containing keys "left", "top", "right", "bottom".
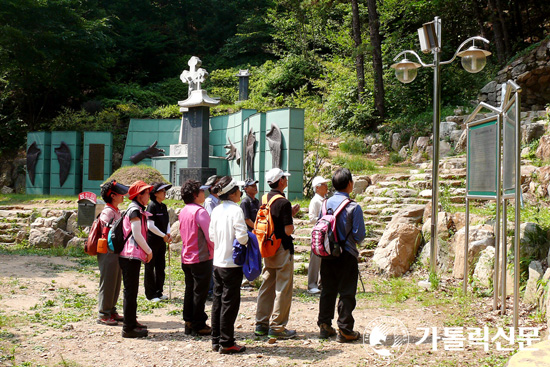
{"left": 130, "top": 141, "right": 165, "bottom": 164}
{"left": 266, "top": 123, "right": 282, "bottom": 168}
{"left": 54, "top": 141, "right": 71, "bottom": 187}
{"left": 26, "top": 142, "right": 41, "bottom": 185}
{"left": 224, "top": 137, "right": 241, "bottom": 165}
{"left": 245, "top": 128, "right": 256, "bottom": 179}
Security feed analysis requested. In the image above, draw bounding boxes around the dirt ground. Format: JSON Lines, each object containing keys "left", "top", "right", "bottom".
{"left": 0, "top": 252, "right": 545, "bottom": 367}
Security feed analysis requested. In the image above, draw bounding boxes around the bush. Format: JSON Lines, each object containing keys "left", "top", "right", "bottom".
{"left": 340, "top": 136, "right": 369, "bottom": 155}
{"left": 151, "top": 105, "right": 181, "bottom": 119}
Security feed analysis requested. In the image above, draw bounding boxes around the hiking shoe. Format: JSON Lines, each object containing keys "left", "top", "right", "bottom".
{"left": 268, "top": 329, "right": 297, "bottom": 340}
{"left": 254, "top": 325, "right": 269, "bottom": 336}
{"left": 212, "top": 344, "right": 220, "bottom": 352}
{"left": 336, "top": 329, "right": 360, "bottom": 343}
{"left": 319, "top": 323, "right": 336, "bottom": 339}
{"left": 307, "top": 287, "right": 321, "bottom": 295}
{"left": 219, "top": 344, "right": 246, "bottom": 354}
{"left": 192, "top": 325, "right": 212, "bottom": 336}
{"left": 111, "top": 313, "right": 124, "bottom": 322}
{"left": 97, "top": 317, "right": 117, "bottom": 326}
{"left": 136, "top": 321, "right": 147, "bottom": 329}
{"left": 184, "top": 321, "right": 192, "bottom": 335}
{"left": 122, "top": 327, "right": 148, "bottom": 338}
{"left": 150, "top": 297, "right": 161, "bottom": 303}
{"left": 159, "top": 295, "right": 168, "bottom": 300}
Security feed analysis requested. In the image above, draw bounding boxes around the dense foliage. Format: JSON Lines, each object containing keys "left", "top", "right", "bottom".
{"left": 1, "top": 0, "right": 549, "bottom": 156}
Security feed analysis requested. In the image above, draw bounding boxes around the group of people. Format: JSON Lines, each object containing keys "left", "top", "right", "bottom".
{"left": 95, "top": 166, "right": 365, "bottom": 354}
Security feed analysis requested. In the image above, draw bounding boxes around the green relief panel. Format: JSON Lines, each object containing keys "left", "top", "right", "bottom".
{"left": 26, "top": 132, "right": 51, "bottom": 195}
{"left": 158, "top": 131, "right": 179, "bottom": 147}
{"left": 122, "top": 119, "right": 179, "bottom": 166}
{"left": 159, "top": 119, "right": 180, "bottom": 132}
{"left": 82, "top": 132, "right": 112, "bottom": 195}
{"left": 50, "top": 131, "right": 82, "bottom": 196}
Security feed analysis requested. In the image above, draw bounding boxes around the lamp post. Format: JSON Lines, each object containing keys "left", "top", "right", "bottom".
{"left": 391, "top": 16, "right": 490, "bottom": 277}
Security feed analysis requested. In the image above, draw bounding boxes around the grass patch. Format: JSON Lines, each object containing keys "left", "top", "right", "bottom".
{"left": 333, "top": 154, "right": 379, "bottom": 174}
{"left": 372, "top": 277, "right": 420, "bottom": 305}
{"left": 0, "top": 194, "right": 77, "bottom": 206}
{"left": 340, "top": 136, "right": 369, "bottom": 155}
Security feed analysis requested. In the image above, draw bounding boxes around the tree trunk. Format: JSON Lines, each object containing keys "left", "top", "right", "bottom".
{"left": 495, "top": 0, "right": 512, "bottom": 58}
{"left": 471, "top": 0, "right": 489, "bottom": 41}
{"left": 366, "top": 0, "right": 384, "bottom": 118}
{"left": 487, "top": 0, "right": 507, "bottom": 64}
{"left": 350, "top": 0, "right": 365, "bottom": 103}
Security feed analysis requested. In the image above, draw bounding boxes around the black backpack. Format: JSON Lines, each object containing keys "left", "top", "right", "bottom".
{"left": 107, "top": 211, "right": 131, "bottom": 254}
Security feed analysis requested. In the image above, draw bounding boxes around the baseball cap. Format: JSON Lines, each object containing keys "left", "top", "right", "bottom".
{"left": 266, "top": 168, "right": 291, "bottom": 184}
{"left": 128, "top": 180, "right": 153, "bottom": 200}
{"left": 244, "top": 178, "right": 259, "bottom": 187}
{"left": 104, "top": 181, "right": 129, "bottom": 196}
{"left": 219, "top": 179, "right": 245, "bottom": 195}
{"left": 312, "top": 176, "right": 328, "bottom": 188}
{"left": 151, "top": 182, "right": 172, "bottom": 193}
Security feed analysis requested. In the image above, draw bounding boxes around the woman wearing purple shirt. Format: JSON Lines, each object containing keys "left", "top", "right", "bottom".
{"left": 178, "top": 180, "right": 215, "bottom": 336}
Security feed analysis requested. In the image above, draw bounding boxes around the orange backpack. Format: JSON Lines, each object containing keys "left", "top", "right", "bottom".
{"left": 253, "top": 193, "right": 283, "bottom": 258}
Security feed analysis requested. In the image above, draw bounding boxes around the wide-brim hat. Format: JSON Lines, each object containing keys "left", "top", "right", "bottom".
{"left": 128, "top": 180, "right": 153, "bottom": 200}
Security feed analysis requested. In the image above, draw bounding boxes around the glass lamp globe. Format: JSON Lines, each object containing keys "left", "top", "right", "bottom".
{"left": 391, "top": 59, "right": 421, "bottom": 84}
{"left": 457, "top": 46, "right": 491, "bottom": 73}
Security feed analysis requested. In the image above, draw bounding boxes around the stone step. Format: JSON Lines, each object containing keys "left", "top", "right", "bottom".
{"left": 402, "top": 198, "right": 430, "bottom": 205}
{"left": 0, "top": 234, "right": 15, "bottom": 243}
{"left": 376, "top": 181, "right": 408, "bottom": 188}
{"left": 362, "top": 196, "right": 401, "bottom": 204}
{"left": 0, "top": 209, "right": 33, "bottom": 218}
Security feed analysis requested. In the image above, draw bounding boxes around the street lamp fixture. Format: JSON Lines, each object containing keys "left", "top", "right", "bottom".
{"left": 391, "top": 16, "right": 490, "bottom": 277}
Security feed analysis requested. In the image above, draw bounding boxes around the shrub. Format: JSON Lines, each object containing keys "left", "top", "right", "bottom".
{"left": 340, "top": 136, "right": 369, "bottom": 155}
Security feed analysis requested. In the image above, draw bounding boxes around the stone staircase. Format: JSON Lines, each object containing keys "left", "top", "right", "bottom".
{"left": 292, "top": 155, "right": 468, "bottom": 266}
{"left": 0, "top": 206, "right": 33, "bottom": 246}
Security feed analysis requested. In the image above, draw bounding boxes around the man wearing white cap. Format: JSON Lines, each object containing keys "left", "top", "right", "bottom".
{"left": 255, "top": 168, "right": 300, "bottom": 339}
{"left": 307, "top": 176, "right": 329, "bottom": 294}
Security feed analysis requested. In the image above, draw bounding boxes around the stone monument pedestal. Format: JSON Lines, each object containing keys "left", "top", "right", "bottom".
{"left": 179, "top": 167, "right": 217, "bottom": 186}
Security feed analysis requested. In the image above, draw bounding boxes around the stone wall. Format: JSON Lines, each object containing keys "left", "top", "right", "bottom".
{"left": 479, "top": 39, "right": 550, "bottom": 110}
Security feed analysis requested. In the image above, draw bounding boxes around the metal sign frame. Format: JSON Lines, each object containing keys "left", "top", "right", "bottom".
{"left": 463, "top": 80, "right": 522, "bottom": 330}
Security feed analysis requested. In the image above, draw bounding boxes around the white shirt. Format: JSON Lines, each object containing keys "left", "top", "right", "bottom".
{"left": 209, "top": 200, "right": 248, "bottom": 268}
{"left": 308, "top": 193, "right": 325, "bottom": 224}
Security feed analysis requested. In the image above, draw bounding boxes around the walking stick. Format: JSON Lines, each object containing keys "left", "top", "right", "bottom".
{"left": 167, "top": 243, "right": 172, "bottom": 299}
{"left": 358, "top": 270, "right": 366, "bottom": 293}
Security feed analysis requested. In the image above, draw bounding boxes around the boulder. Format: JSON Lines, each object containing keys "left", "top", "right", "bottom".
{"left": 418, "top": 238, "right": 454, "bottom": 271}
{"left": 524, "top": 260, "right": 544, "bottom": 305}
{"left": 520, "top": 222, "right": 548, "bottom": 261}
{"left": 371, "top": 143, "right": 386, "bottom": 154}
{"left": 440, "top": 121, "right": 458, "bottom": 139}
{"left": 170, "top": 221, "right": 181, "bottom": 244}
{"left": 473, "top": 246, "right": 495, "bottom": 289}
{"left": 414, "top": 137, "right": 431, "bottom": 151}
{"left": 451, "top": 225, "right": 495, "bottom": 279}
{"left": 421, "top": 211, "right": 454, "bottom": 241}
{"left": 353, "top": 179, "right": 370, "bottom": 194}
{"left": 389, "top": 205, "right": 425, "bottom": 226}
{"left": 439, "top": 140, "right": 452, "bottom": 156}
{"left": 66, "top": 237, "right": 86, "bottom": 249}
{"left": 450, "top": 130, "right": 463, "bottom": 143}
{"left": 166, "top": 186, "right": 182, "bottom": 201}
{"left": 372, "top": 223, "right": 423, "bottom": 277}
{"left": 391, "top": 133, "right": 402, "bottom": 151}
{"left": 1, "top": 186, "right": 14, "bottom": 194}
{"left": 522, "top": 122, "right": 546, "bottom": 144}
{"left": 66, "top": 213, "right": 78, "bottom": 234}
{"left": 398, "top": 146, "right": 408, "bottom": 159}
{"left": 168, "top": 207, "right": 177, "bottom": 225}
{"left": 29, "top": 228, "right": 55, "bottom": 248}
{"left": 52, "top": 215, "right": 67, "bottom": 231}
{"left": 455, "top": 130, "right": 467, "bottom": 153}
{"left": 411, "top": 152, "right": 425, "bottom": 163}
{"left": 53, "top": 228, "right": 73, "bottom": 248}
{"left": 536, "top": 135, "right": 550, "bottom": 161}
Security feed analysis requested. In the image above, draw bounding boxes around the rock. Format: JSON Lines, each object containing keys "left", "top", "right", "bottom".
{"left": 66, "top": 213, "right": 78, "bottom": 234}
{"left": 29, "top": 228, "right": 55, "bottom": 248}
{"left": 536, "top": 135, "right": 550, "bottom": 161}
{"left": 66, "top": 237, "right": 86, "bottom": 249}
{"left": 170, "top": 221, "right": 181, "bottom": 244}
{"left": 423, "top": 201, "right": 443, "bottom": 223}
{"left": 398, "top": 146, "right": 408, "bottom": 159}
{"left": 520, "top": 222, "right": 548, "bottom": 261}
{"left": 450, "top": 130, "right": 463, "bottom": 143}
{"left": 473, "top": 246, "right": 495, "bottom": 289}
{"left": 411, "top": 152, "right": 425, "bottom": 163}
{"left": 455, "top": 130, "right": 467, "bottom": 153}
{"left": 524, "top": 261, "right": 544, "bottom": 305}
{"left": 52, "top": 215, "right": 67, "bottom": 231}
{"left": 421, "top": 212, "right": 454, "bottom": 241}
{"left": 505, "top": 339, "right": 550, "bottom": 367}
{"left": 418, "top": 238, "right": 454, "bottom": 271}
{"left": 452, "top": 226, "right": 495, "bottom": 279}
{"left": 168, "top": 207, "right": 177, "bottom": 226}
{"left": 391, "top": 133, "right": 402, "bottom": 151}
{"left": 480, "top": 81, "right": 498, "bottom": 94}
{"left": 389, "top": 205, "right": 425, "bottom": 226}
{"left": 440, "top": 121, "right": 458, "bottom": 139}
{"left": 166, "top": 186, "right": 182, "bottom": 201}
{"left": 439, "top": 140, "right": 451, "bottom": 156}
{"left": 364, "top": 134, "right": 377, "bottom": 148}
{"left": 371, "top": 143, "right": 386, "bottom": 154}
{"left": 521, "top": 147, "right": 531, "bottom": 157}
{"left": 522, "top": 122, "right": 546, "bottom": 144}
{"left": 53, "top": 228, "right": 73, "bottom": 248}
{"left": 414, "top": 137, "right": 430, "bottom": 152}
{"left": 372, "top": 223, "right": 423, "bottom": 277}
{"left": 352, "top": 179, "right": 370, "bottom": 194}
{"left": 1, "top": 186, "right": 14, "bottom": 194}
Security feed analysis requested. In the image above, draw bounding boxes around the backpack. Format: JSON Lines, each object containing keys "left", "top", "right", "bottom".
{"left": 253, "top": 193, "right": 283, "bottom": 258}
{"left": 311, "top": 198, "right": 351, "bottom": 258}
{"left": 84, "top": 215, "right": 102, "bottom": 256}
{"left": 107, "top": 211, "right": 131, "bottom": 254}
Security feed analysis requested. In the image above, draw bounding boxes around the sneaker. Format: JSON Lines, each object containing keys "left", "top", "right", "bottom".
{"left": 307, "top": 287, "right": 321, "bottom": 295}
{"left": 184, "top": 321, "right": 192, "bottom": 335}
{"left": 219, "top": 344, "right": 246, "bottom": 354}
{"left": 122, "top": 327, "right": 148, "bottom": 338}
{"left": 111, "top": 313, "right": 124, "bottom": 322}
{"left": 192, "top": 325, "right": 212, "bottom": 336}
{"left": 97, "top": 317, "right": 117, "bottom": 326}
{"left": 150, "top": 297, "right": 161, "bottom": 303}
{"left": 268, "top": 328, "right": 297, "bottom": 340}
{"left": 254, "top": 325, "right": 268, "bottom": 336}
{"left": 336, "top": 329, "right": 360, "bottom": 343}
{"left": 319, "top": 323, "right": 336, "bottom": 339}
{"left": 159, "top": 295, "right": 168, "bottom": 300}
